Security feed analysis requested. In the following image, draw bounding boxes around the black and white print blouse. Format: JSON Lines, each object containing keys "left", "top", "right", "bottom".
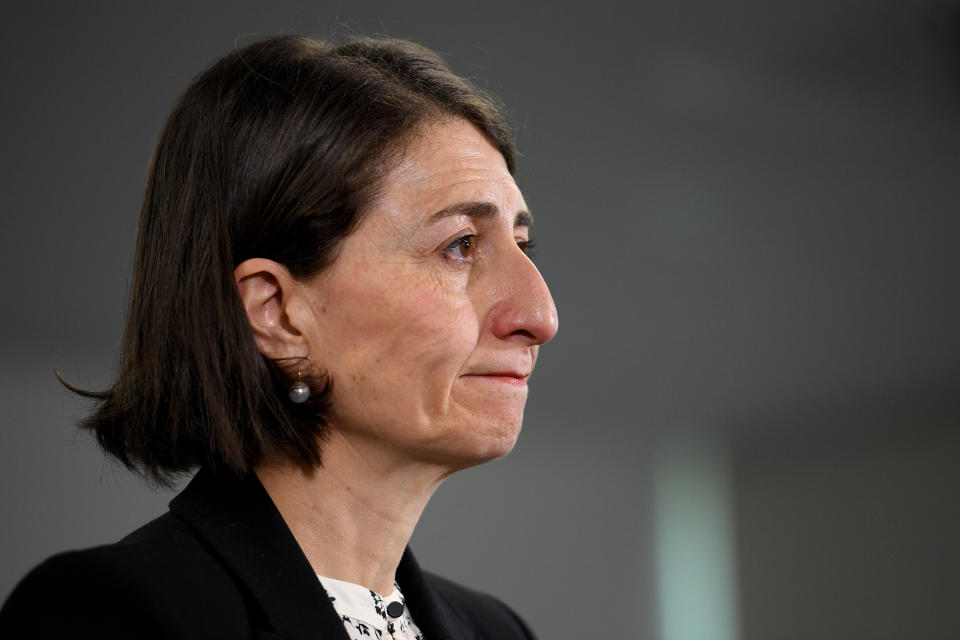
{"left": 317, "top": 575, "right": 425, "bottom": 640}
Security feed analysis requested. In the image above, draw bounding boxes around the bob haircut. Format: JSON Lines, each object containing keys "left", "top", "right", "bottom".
{"left": 73, "top": 35, "right": 516, "bottom": 485}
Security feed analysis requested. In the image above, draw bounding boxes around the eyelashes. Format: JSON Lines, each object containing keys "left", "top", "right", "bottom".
{"left": 443, "top": 234, "right": 477, "bottom": 262}
{"left": 441, "top": 234, "right": 536, "bottom": 264}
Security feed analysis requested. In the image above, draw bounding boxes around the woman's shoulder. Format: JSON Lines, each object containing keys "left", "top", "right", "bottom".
{"left": 0, "top": 512, "right": 255, "bottom": 638}
{"left": 420, "top": 570, "right": 537, "bottom": 640}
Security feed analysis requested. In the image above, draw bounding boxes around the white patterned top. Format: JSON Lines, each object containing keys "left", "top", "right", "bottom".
{"left": 318, "top": 575, "right": 425, "bottom": 640}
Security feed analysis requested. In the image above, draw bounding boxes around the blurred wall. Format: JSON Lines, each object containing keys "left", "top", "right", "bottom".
{"left": 731, "top": 380, "right": 960, "bottom": 639}
{"left": 2, "top": 2, "right": 958, "bottom": 638}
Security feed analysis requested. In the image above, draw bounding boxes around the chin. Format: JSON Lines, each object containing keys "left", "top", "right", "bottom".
{"left": 479, "top": 432, "right": 521, "bottom": 461}
{"left": 447, "top": 414, "right": 524, "bottom": 470}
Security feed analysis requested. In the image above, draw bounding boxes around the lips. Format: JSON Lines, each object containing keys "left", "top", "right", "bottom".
{"left": 462, "top": 371, "right": 530, "bottom": 386}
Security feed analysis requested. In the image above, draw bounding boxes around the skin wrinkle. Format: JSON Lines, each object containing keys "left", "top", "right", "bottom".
{"left": 246, "top": 118, "right": 558, "bottom": 595}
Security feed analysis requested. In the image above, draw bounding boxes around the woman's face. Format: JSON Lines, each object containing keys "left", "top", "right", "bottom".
{"left": 301, "top": 119, "right": 558, "bottom": 470}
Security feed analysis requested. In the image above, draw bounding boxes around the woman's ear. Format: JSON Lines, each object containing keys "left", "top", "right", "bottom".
{"left": 234, "top": 258, "right": 306, "bottom": 359}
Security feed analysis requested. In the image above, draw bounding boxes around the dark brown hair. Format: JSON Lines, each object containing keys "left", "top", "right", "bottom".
{"left": 73, "top": 35, "right": 516, "bottom": 485}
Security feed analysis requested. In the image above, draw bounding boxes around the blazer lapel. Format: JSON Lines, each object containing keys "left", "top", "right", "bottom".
{"left": 397, "top": 548, "right": 479, "bottom": 640}
{"left": 169, "top": 468, "right": 348, "bottom": 640}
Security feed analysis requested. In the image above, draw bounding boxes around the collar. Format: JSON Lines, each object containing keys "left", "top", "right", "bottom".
{"left": 168, "top": 468, "right": 469, "bottom": 640}
{"left": 317, "top": 575, "right": 405, "bottom": 635}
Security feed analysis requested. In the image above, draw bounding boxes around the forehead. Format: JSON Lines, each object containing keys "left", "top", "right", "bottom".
{"left": 373, "top": 119, "right": 526, "bottom": 222}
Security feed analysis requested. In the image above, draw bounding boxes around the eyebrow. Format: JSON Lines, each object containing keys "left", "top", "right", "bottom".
{"left": 427, "top": 201, "right": 533, "bottom": 227}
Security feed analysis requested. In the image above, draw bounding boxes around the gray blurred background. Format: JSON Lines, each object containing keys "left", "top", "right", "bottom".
{"left": 2, "top": 1, "right": 959, "bottom": 638}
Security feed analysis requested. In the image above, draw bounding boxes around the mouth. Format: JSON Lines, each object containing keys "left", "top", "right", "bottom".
{"left": 463, "top": 372, "right": 530, "bottom": 386}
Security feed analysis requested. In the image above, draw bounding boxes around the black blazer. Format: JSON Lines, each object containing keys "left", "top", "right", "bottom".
{"left": 0, "top": 469, "right": 536, "bottom": 639}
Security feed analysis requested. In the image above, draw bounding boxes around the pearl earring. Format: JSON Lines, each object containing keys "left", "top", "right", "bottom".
{"left": 288, "top": 370, "right": 310, "bottom": 404}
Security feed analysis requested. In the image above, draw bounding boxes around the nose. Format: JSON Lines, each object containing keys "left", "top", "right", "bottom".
{"left": 488, "top": 248, "right": 559, "bottom": 346}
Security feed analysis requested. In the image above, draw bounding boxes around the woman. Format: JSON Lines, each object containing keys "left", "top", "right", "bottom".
{"left": 0, "top": 35, "right": 557, "bottom": 639}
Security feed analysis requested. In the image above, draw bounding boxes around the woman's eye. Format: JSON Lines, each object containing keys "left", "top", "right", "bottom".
{"left": 517, "top": 239, "right": 536, "bottom": 257}
{"left": 443, "top": 234, "right": 477, "bottom": 262}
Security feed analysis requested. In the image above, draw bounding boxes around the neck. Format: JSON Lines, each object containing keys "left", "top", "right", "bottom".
{"left": 255, "top": 430, "right": 448, "bottom": 595}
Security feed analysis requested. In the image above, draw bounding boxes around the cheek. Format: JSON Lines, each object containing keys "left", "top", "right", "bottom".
{"left": 320, "top": 269, "right": 479, "bottom": 388}
{"left": 385, "top": 285, "right": 479, "bottom": 382}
